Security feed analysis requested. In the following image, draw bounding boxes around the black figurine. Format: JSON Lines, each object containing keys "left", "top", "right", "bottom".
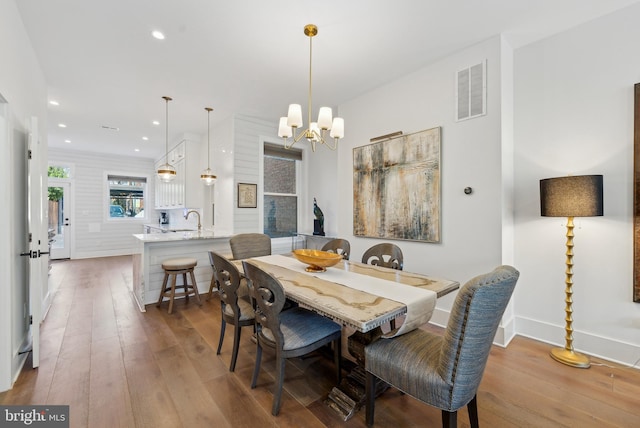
{"left": 313, "top": 197, "right": 325, "bottom": 236}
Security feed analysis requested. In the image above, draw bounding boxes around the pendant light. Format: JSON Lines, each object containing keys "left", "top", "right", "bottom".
{"left": 201, "top": 107, "right": 217, "bottom": 185}
{"left": 157, "top": 96, "right": 176, "bottom": 183}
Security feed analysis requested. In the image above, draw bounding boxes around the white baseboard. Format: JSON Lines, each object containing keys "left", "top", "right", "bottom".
{"left": 516, "top": 316, "right": 640, "bottom": 368}
{"left": 73, "top": 249, "right": 135, "bottom": 259}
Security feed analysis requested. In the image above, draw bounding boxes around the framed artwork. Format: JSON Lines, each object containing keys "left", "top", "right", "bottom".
{"left": 353, "top": 127, "right": 441, "bottom": 242}
{"left": 237, "top": 183, "right": 257, "bottom": 208}
{"left": 634, "top": 83, "right": 640, "bottom": 302}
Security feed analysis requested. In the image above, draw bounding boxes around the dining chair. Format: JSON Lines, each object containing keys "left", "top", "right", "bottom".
{"left": 361, "top": 242, "right": 404, "bottom": 330}
{"left": 361, "top": 243, "right": 404, "bottom": 270}
{"left": 229, "top": 233, "right": 272, "bottom": 260}
{"left": 321, "top": 238, "right": 351, "bottom": 260}
{"left": 242, "top": 260, "right": 343, "bottom": 416}
{"left": 364, "top": 265, "right": 520, "bottom": 428}
{"left": 209, "top": 251, "right": 256, "bottom": 372}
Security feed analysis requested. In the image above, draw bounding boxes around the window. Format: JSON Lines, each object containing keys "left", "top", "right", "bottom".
{"left": 107, "top": 174, "right": 146, "bottom": 218}
{"left": 48, "top": 165, "right": 71, "bottom": 179}
{"left": 263, "top": 144, "right": 302, "bottom": 238}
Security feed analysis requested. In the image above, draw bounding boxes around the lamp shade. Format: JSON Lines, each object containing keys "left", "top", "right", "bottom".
{"left": 540, "top": 175, "right": 603, "bottom": 217}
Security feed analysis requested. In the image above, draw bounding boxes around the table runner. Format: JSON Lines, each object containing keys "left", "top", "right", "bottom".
{"left": 251, "top": 255, "right": 436, "bottom": 338}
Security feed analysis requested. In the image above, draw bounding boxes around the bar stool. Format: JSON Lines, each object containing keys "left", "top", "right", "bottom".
{"left": 156, "top": 257, "right": 202, "bottom": 314}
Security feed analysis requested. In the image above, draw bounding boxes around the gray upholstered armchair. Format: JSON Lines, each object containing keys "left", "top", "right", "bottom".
{"left": 364, "top": 265, "right": 520, "bottom": 427}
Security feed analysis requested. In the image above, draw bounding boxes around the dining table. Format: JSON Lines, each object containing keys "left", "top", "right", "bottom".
{"left": 234, "top": 254, "right": 459, "bottom": 420}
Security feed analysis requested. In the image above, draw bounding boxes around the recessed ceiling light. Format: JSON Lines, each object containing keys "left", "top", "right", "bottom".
{"left": 64, "top": 139, "right": 71, "bottom": 143}
{"left": 152, "top": 120, "right": 160, "bottom": 126}
{"left": 142, "top": 136, "right": 148, "bottom": 141}
{"left": 49, "top": 100, "right": 59, "bottom": 106}
{"left": 151, "top": 30, "right": 165, "bottom": 40}
{"left": 58, "top": 123, "right": 66, "bottom": 128}
{"left": 134, "top": 148, "right": 140, "bottom": 152}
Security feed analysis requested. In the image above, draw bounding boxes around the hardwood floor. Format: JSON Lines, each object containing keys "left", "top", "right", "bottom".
{"left": 2, "top": 256, "right": 639, "bottom": 427}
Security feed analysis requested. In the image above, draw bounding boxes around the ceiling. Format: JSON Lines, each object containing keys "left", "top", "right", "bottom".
{"left": 16, "top": 0, "right": 640, "bottom": 160}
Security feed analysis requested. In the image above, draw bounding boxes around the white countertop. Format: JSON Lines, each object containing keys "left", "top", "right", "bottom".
{"left": 133, "top": 230, "right": 230, "bottom": 242}
{"left": 143, "top": 223, "right": 194, "bottom": 232}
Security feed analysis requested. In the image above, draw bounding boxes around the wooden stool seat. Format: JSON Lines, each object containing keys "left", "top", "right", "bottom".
{"left": 162, "top": 257, "right": 197, "bottom": 271}
{"left": 157, "top": 257, "right": 201, "bottom": 314}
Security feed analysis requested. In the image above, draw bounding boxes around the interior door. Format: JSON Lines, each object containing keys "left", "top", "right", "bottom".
{"left": 25, "top": 116, "right": 47, "bottom": 368}
{"left": 49, "top": 182, "right": 71, "bottom": 259}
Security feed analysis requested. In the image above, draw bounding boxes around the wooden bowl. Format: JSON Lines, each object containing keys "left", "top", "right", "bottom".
{"left": 292, "top": 249, "right": 343, "bottom": 272}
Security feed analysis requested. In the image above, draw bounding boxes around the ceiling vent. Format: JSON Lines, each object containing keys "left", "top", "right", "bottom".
{"left": 455, "top": 60, "right": 486, "bottom": 122}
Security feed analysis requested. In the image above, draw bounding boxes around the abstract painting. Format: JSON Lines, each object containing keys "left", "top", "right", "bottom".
{"left": 353, "top": 127, "right": 441, "bottom": 242}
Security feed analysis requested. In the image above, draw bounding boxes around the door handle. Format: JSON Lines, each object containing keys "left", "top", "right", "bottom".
{"left": 19, "top": 250, "right": 49, "bottom": 258}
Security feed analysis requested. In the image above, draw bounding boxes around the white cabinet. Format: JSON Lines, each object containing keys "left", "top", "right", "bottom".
{"left": 154, "top": 139, "right": 203, "bottom": 209}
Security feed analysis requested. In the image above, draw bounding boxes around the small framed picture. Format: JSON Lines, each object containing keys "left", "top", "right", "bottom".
{"left": 237, "top": 183, "right": 257, "bottom": 208}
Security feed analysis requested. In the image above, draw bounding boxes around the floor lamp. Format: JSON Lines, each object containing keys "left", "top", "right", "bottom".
{"left": 540, "top": 174, "right": 603, "bottom": 368}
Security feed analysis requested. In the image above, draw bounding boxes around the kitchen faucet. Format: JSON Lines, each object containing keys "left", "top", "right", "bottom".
{"left": 184, "top": 210, "right": 202, "bottom": 231}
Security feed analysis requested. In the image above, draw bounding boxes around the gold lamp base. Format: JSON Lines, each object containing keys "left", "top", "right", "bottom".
{"left": 550, "top": 347, "right": 590, "bottom": 369}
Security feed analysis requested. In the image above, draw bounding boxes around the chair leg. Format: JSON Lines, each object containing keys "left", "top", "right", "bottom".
{"left": 189, "top": 269, "right": 202, "bottom": 306}
{"left": 156, "top": 273, "right": 169, "bottom": 307}
{"left": 168, "top": 274, "right": 177, "bottom": 314}
{"left": 251, "top": 342, "right": 262, "bottom": 389}
{"left": 467, "top": 395, "right": 479, "bottom": 428}
{"left": 207, "top": 275, "right": 217, "bottom": 300}
{"left": 271, "top": 355, "right": 286, "bottom": 416}
{"left": 182, "top": 273, "right": 189, "bottom": 300}
{"left": 365, "top": 371, "right": 376, "bottom": 426}
{"left": 441, "top": 410, "right": 457, "bottom": 428}
{"left": 216, "top": 318, "right": 226, "bottom": 355}
{"left": 230, "top": 324, "right": 242, "bottom": 372}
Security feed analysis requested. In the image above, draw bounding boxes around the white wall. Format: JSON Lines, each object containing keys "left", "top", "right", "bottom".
{"left": 232, "top": 115, "right": 274, "bottom": 234}
{"left": 232, "top": 114, "right": 315, "bottom": 239}
{"left": 0, "top": 0, "right": 48, "bottom": 391}
{"left": 202, "top": 117, "right": 234, "bottom": 235}
{"left": 329, "top": 36, "right": 507, "bottom": 326}
{"left": 49, "top": 148, "right": 156, "bottom": 258}
{"left": 514, "top": 4, "right": 640, "bottom": 365}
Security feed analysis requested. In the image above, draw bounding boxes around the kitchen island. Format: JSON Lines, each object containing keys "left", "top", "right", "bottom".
{"left": 132, "top": 230, "right": 231, "bottom": 311}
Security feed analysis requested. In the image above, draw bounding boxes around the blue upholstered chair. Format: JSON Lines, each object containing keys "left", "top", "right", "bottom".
{"left": 361, "top": 243, "right": 403, "bottom": 270}
{"left": 209, "top": 251, "right": 256, "bottom": 372}
{"left": 242, "top": 260, "right": 342, "bottom": 416}
{"left": 229, "top": 233, "right": 271, "bottom": 260}
{"left": 321, "top": 238, "right": 351, "bottom": 260}
{"left": 364, "top": 265, "right": 520, "bottom": 428}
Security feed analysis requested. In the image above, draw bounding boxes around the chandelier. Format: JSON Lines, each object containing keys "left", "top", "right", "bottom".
{"left": 278, "top": 24, "right": 344, "bottom": 151}
{"left": 200, "top": 107, "right": 217, "bottom": 185}
{"left": 157, "top": 96, "right": 176, "bottom": 182}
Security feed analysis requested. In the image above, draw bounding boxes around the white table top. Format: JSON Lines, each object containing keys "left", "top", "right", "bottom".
{"left": 236, "top": 255, "right": 459, "bottom": 333}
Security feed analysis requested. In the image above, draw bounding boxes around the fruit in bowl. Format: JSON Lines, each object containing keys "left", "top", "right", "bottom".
{"left": 292, "top": 249, "right": 344, "bottom": 272}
